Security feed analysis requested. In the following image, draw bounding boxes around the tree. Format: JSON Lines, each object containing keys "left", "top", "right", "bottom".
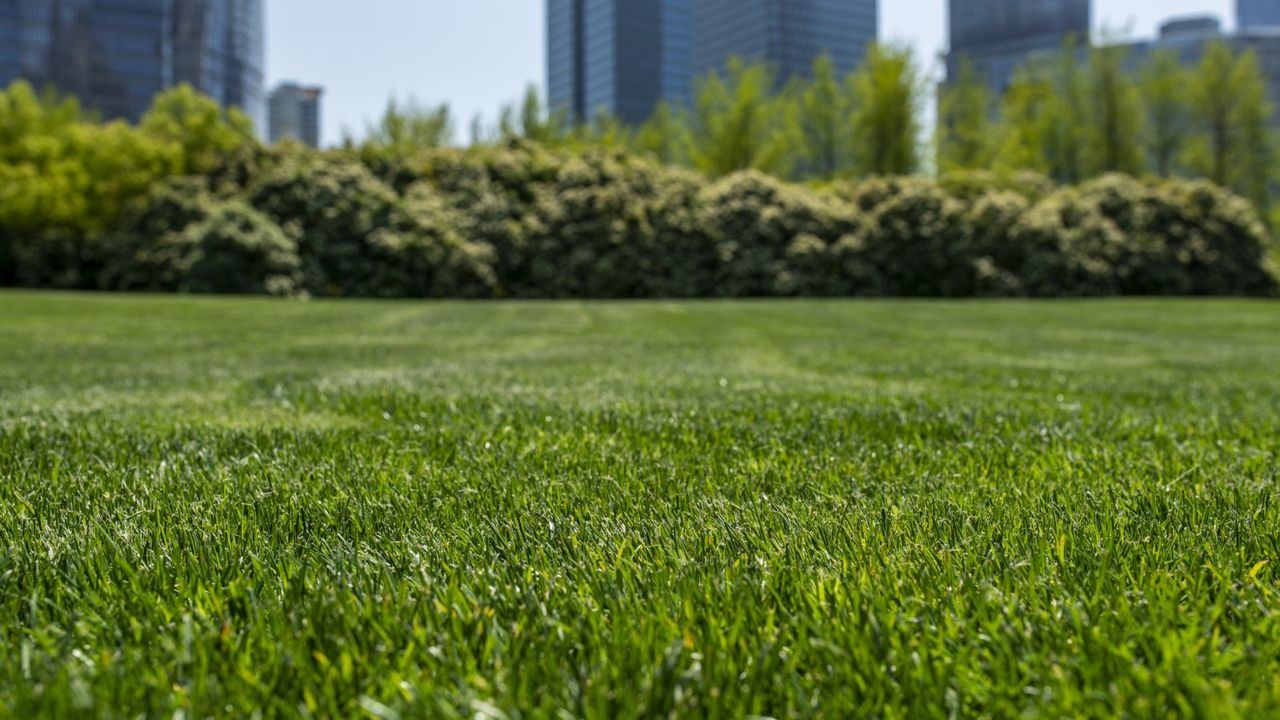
{"left": 582, "top": 108, "right": 631, "bottom": 149}
{"left": 1084, "top": 42, "right": 1144, "bottom": 176}
{"left": 937, "top": 58, "right": 997, "bottom": 172}
{"left": 997, "top": 69, "right": 1053, "bottom": 174}
{"left": 1186, "top": 42, "right": 1275, "bottom": 211}
{"left": 468, "top": 113, "right": 487, "bottom": 146}
{"left": 1139, "top": 49, "right": 1191, "bottom": 176}
{"left": 850, "top": 43, "right": 924, "bottom": 176}
{"left": 363, "top": 97, "right": 454, "bottom": 150}
{"left": 1041, "top": 40, "right": 1090, "bottom": 184}
{"left": 687, "top": 58, "right": 798, "bottom": 177}
{"left": 798, "top": 54, "right": 854, "bottom": 180}
{"left": 498, "top": 85, "right": 570, "bottom": 145}
{"left": 633, "top": 100, "right": 690, "bottom": 165}
{"left": 140, "top": 84, "right": 255, "bottom": 175}
{"left": 998, "top": 39, "right": 1089, "bottom": 183}
{"left": 1230, "top": 51, "right": 1274, "bottom": 213}
{"left": 0, "top": 81, "right": 181, "bottom": 287}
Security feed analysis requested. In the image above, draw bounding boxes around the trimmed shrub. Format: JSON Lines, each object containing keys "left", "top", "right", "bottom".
{"left": 250, "top": 157, "right": 495, "bottom": 298}
{"left": 938, "top": 170, "right": 1056, "bottom": 203}
{"left": 698, "top": 171, "right": 862, "bottom": 297}
{"left": 858, "top": 179, "right": 973, "bottom": 296}
{"left": 177, "top": 202, "right": 301, "bottom": 296}
{"left": 99, "top": 177, "right": 221, "bottom": 292}
{"left": 1007, "top": 190, "right": 1126, "bottom": 297}
{"left": 1079, "top": 174, "right": 1278, "bottom": 296}
{"left": 521, "top": 151, "right": 711, "bottom": 298}
{"left": 6, "top": 139, "right": 1276, "bottom": 299}
{"left": 964, "top": 190, "right": 1031, "bottom": 296}
{"left": 0, "top": 227, "right": 12, "bottom": 286}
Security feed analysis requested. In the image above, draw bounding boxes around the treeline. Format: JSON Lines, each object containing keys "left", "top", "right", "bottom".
{"left": 0, "top": 74, "right": 1276, "bottom": 299}
{"left": 394, "top": 40, "right": 1277, "bottom": 222}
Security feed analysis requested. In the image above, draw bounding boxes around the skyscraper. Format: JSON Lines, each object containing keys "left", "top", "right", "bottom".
{"left": 547, "top": 0, "right": 692, "bottom": 125}
{"left": 547, "top": 0, "right": 877, "bottom": 125}
{"left": 269, "top": 82, "right": 323, "bottom": 148}
{"left": 174, "top": 0, "right": 266, "bottom": 130}
{"left": 947, "top": 0, "right": 1091, "bottom": 93}
{"left": 1239, "top": 0, "right": 1280, "bottom": 30}
{"left": 693, "top": 0, "right": 878, "bottom": 83}
{"left": 0, "top": 0, "right": 264, "bottom": 125}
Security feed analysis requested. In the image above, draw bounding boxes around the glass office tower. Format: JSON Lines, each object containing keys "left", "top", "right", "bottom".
{"left": 1239, "top": 0, "right": 1280, "bottom": 30}
{"left": 268, "top": 82, "right": 323, "bottom": 148}
{"left": 0, "top": 0, "right": 263, "bottom": 125}
{"left": 947, "top": 0, "right": 1091, "bottom": 94}
{"left": 693, "top": 0, "right": 878, "bottom": 83}
{"left": 174, "top": 0, "right": 265, "bottom": 129}
{"left": 547, "top": 0, "right": 692, "bottom": 125}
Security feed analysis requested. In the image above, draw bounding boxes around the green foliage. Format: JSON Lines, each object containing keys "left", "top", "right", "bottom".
{"left": 1084, "top": 43, "right": 1144, "bottom": 176}
{"left": 697, "top": 170, "right": 861, "bottom": 296}
{"left": 362, "top": 97, "right": 455, "bottom": 151}
{"left": 850, "top": 43, "right": 924, "bottom": 176}
{"left": 858, "top": 179, "right": 973, "bottom": 296}
{"left": 99, "top": 177, "right": 222, "bottom": 292}
{"left": 687, "top": 58, "right": 799, "bottom": 178}
{"left": 249, "top": 156, "right": 494, "bottom": 299}
{"left": 1006, "top": 187, "right": 1126, "bottom": 296}
{"left": 997, "top": 40, "right": 1092, "bottom": 183}
{"left": 937, "top": 59, "right": 997, "bottom": 173}
{"left": 498, "top": 85, "right": 571, "bottom": 146}
{"left": 1079, "top": 173, "right": 1278, "bottom": 295}
{"left": 1, "top": 74, "right": 1276, "bottom": 299}
{"left": 177, "top": 201, "right": 301, "bottom": 296}
{"left": 633, "top": 100, "right": 690, "bottom": 166}
{"left": 1186, "top": 43, "right": 1276, "bottom": 212}
{"left": 140, "top": 84, "right": 256, "bottom": 176}
{"left": 936, "top": 169, "right": 1056, "bottom": 203}
{"left": 0, "top": 80, "right": 258, "bottom": 288}
{"left": 1140, "top": 49, "right": 1191, "bottom": 176}
{"left": 797, "top": 54, "right": 857, "bottom": 180}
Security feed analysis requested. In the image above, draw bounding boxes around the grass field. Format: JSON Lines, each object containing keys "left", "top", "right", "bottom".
{"left": 2, "top": 292, "right": 1279, "bottom": 719}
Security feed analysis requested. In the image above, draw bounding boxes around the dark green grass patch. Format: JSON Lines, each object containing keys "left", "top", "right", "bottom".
{"left": 1, "top": 292, "right": 1278, "bottom": 718}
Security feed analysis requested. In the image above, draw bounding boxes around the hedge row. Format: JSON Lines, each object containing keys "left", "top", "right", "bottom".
{"left": 8, "top": 142, "right": 1278, "bottom": 298}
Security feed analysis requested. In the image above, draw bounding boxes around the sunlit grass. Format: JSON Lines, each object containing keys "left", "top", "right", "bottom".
{"left": 1, "top": 292, "right": 1278, "bottom": 718}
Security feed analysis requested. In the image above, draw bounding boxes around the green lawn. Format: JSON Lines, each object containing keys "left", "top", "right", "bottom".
{"left": 2, "top": 292, "right": 1279, "bottom": 719}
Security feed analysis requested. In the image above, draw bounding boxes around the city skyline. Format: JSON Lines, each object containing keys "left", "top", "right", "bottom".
{"left": 269, "top": 0, "right": 1235, "bottom": 146}
{"left": 0, "top": 1, "right": 1247, "bottom": 143}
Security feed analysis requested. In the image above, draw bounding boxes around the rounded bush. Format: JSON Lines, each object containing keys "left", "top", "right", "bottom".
{"left": 1009, "top": 190, "right": 1125, "bottom": 297}
{"left": 98, "top": 177, "right": 222, "bottom": 292}
{"left": 699, "top": 170, "right": 861, "bottom": 297}
{"left": 1078, "top": 174, "right": 1278, "bottom": 296}
{"left": 251, "top": 157, "right": 495, "bottom": 298}
{"left": 859, "top": 181, "right": 972, "bottom": 296}
{"left": 177, "top": 201, "right": 301, "bottom": 296}
{"left": 964, "top": 190, "right": 1031, "bottom": 296}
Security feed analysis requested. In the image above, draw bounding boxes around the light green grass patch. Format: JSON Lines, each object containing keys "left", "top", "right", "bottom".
{"left": 1, "top": 291, "right": 1278, "bottom": 718}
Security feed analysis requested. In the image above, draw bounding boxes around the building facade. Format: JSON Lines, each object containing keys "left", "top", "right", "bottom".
{"left": 0, "top": 0, "right": 264, "bottom": 126}
{"left": 947, "top": 0, "right": 1092, "bottom": 93}
{"left": 547, "top": 0, "right": 692, "bottom": 125}
{"left": 173, "top": 0, "right": 266, "bottom": 129}
{"left": 693, "top": 0, "right": 877, "bottom": 84}
{"left": 548, "top": 0, "right": 875, "bottom": 125}
{"left": 268, "top": 82, "right": 323, "bottom": 148}
{"left": 1239, "top": 0, "right": 1280, "bottom": 30}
